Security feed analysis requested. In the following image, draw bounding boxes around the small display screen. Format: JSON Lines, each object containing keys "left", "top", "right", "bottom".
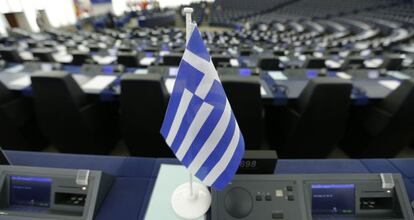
{"left": 306, "top": 70, "right": 318, "bottom": 78}
{"left": 312, "top": 184, "right": 355, "bottom": 215}
{"left": 239, "top": 68, "right": 252, "bottom": 76}
{"left": 9, "top": 176, "right": 52, "bottom": 208}
{"left": 101, "top": 65, "right": 114, "bottom": 74}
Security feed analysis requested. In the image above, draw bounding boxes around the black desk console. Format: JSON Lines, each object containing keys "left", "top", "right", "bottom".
{"left": 0, "top": 165, "right": 113, "bottom": 220}
{"left": 212, "top": 174, "right": 414, "bottom": 219}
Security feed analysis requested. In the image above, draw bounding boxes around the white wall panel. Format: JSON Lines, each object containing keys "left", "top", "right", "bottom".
{"left": 157, "top": 0, "right": 213, "bottom": 9}
{"left": 7, "top": 0, "right": 23, "bottom": 13}
{"left": 20, "top": 0, "right": 38, "bottom": 32}
{"left": 0, "top": 14, "right": 9, "bottom": 36}
{"left": 0, "top": 1, "right": 10, "bottom": 13}
{"left": 112, "top": 0, "right": 128, "bottom": 16}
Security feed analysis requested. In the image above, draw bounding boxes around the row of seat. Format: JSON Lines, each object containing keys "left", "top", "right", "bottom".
{"left": 1, "top": 71, "right": 414, "bottom": 158}
{"left": 267, "top": 77, "right": 414, "bottom": 159}
{"left": 0, "top": 1, "right": 413, "bottom": 160}
{"left": 210, "top": 0, "right": 404, "bottom": 26}
{"left": 208, "top": 0, "right": 294, "bottom": 26}
{"left": 2, "top": 12, "right": 413, "bottom": 75}
{"left": 0, "top": 44, "right": 407, "bottom": 75}
{"left": 0, "top": 71, "right": 258, "bottom": 157}
{"left": 358, "top": 2, "right": 414, "bottom": 25}
{"left": 77, "top": 9, "right": 166, "bottom": 30}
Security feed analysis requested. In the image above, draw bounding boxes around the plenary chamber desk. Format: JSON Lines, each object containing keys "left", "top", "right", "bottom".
{"left": 3, "top": 150, "right": 414, "bottom": 220}
{"left": 0, "top": 62, "right": 410, "bottom": 104}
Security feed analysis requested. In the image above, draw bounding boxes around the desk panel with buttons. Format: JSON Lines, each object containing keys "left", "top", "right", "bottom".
{"left": 211, "top": 174, "right": 414, "bottom": 220}
{"left": 0, "top": 165, "right": 113, "bottom": 220}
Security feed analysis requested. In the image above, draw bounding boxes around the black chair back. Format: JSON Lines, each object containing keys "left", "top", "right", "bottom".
{"left": 31, "top": 71, "right": 116, "bottom": 154}
{"left": 0, "top": 47, "right": 22, "bottom": 63}
{"left": 120, "top": 74, "right": 174, "bottom": 157}
{"left": 0, "top": 81, "right": 47, "bottom": 150}
{"left": 341, "top": 79, "right": 414, "bottom": 157}
{"left": 0, "top": 81, "right": 13, "bottom": 104}
{"left": 275, "top": 78, "right": 352, "bottom": 158}
{"left": 32, "top": 48, "right": 55, "bottom": 62}
{"left": 71, "top": 51, "right": 92, "bottom": 65}
{"left": 162, "top": 53, "right": 182, "bottom": 66}
{"left": 212, "top": 55, "right": 231, "bottom": 68}
{"left": 258, "top": 56, "right": 281, "bottom": 71}
{"left": 303, "top": 58, "right": 326, "bottom": 69}
{"left": 221, "top": 75, "right": 264, "bottom": 149}
{"left": 117, "top": 51, "right": 140, "bottom": 67}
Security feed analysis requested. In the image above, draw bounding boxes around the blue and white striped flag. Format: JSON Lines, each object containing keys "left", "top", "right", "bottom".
{"left": 160, "top": 26, "right": 245, "bottom": 190}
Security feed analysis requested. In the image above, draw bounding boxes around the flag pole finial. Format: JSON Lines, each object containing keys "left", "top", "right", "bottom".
{"left": 183, "top": 7, "right": 194, "bottom": 15}
{"left": 183, "top": 7, "right": 194, "bottom": 46}
{"left": 183, "top": 7, "right": 193, "bottom": 25}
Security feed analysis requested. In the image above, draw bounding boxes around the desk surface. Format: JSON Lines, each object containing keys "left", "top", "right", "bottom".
{"left": 3, "top": 150, "right": 414, "bottom": 220}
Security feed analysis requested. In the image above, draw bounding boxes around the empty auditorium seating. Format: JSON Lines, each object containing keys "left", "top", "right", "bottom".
{"left": 31, "top": 71, "right": 118, "bottom": 155}
{"left": 258, "top": 56, "right": 282, "bottom": 71}
{"left": 117, "top": 51, "right": 141, "bottom": 67}
{"left": 162, "top": 53, "right": 182, "bottom": 66}
{"left": 0, "top": 0, "right": 413, "bottom": 159}
{"left": 303, "top": 57, "right": 327, "bottom": 69}
{"left": 71, "top": 51, "right": 92, "bottom": 65}
{"left": 32, "top": 48, "right": 56, "bottom": 63}
{"left": 0, "top": 47, "right": 23, "bottom": 63}
{"left": 340, "top": 79, "right": 414, "bottom": 158}
{"left": 267, "top": 78, "right": 353, "bottom": 158}
{"left": 0, "top": 82, "right": 47, "bottom": 150}
{"left": 246, "top": 0, "right": 399, "bottom": 23}
{"left": 221, "top": 75, "right": 265, "bottom": 149}
{"left": 120, "top": 74, "right": 174, "bottom": 157}
{"left": 212, "top": 55, "right": 232, "bottom": 68}
{"left": 209, "top": 0, "right": 294, "bottom": 27}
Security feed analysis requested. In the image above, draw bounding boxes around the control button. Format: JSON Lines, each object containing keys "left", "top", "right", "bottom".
{"left": 288, "top": 195, "right": 294, "bottom": 201}
{"left": 225, "top": 187, "right": 254, "bottom": 218}
{"left": 256, "top": 194, "right": 262, "bottom": 201}
{"left": 265, "top": 193, "right": 272, "bottom": 201}
{"left": 275, "top": 190, "right": 284, "bottom": 197}
{"left": 272, "top": 211, "right": 284, "bottom": 219}
{"left": 286, "top": 186, "right": 293, "bottom": 191}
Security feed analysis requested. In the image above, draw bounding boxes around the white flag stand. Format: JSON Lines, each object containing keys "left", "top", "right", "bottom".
{"left": 170, "top": 7, "right": 212, "bottom": 220}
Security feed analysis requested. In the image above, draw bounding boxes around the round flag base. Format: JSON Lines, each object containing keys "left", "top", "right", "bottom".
{"left": 171, "top": 182, "right": 211, "bottom": 219}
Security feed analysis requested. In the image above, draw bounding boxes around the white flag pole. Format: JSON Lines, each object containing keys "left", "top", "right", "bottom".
{"left": 170, "top": 7, "right": 211, "bottom": 220}
{"left": 183, "top": 7, "right": 195, "bottom": 199}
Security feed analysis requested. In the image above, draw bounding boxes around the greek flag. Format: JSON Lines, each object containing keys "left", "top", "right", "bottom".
{"left": 160, "top": 26, "right": 245, "bottom": 190}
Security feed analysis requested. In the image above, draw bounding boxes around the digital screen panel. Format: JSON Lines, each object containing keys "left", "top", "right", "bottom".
{"left": 312, "top": 184, "right": 355, "bottom": 215}
{"left": 306, "top": 70, "right": 318, "bottom": 78}
{"left": 101, "top": 65, "right": 114, "bottom": 74}
{"left": 239, "top": 68, "right": 252, "bottom": 76}
{"left": 9, "top": 176, "right": 52, "bottom": 208}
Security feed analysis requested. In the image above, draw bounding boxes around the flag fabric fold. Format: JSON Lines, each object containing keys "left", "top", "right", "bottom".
{"left": 160, "top": 25, "right": 245, "bottom": 190}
